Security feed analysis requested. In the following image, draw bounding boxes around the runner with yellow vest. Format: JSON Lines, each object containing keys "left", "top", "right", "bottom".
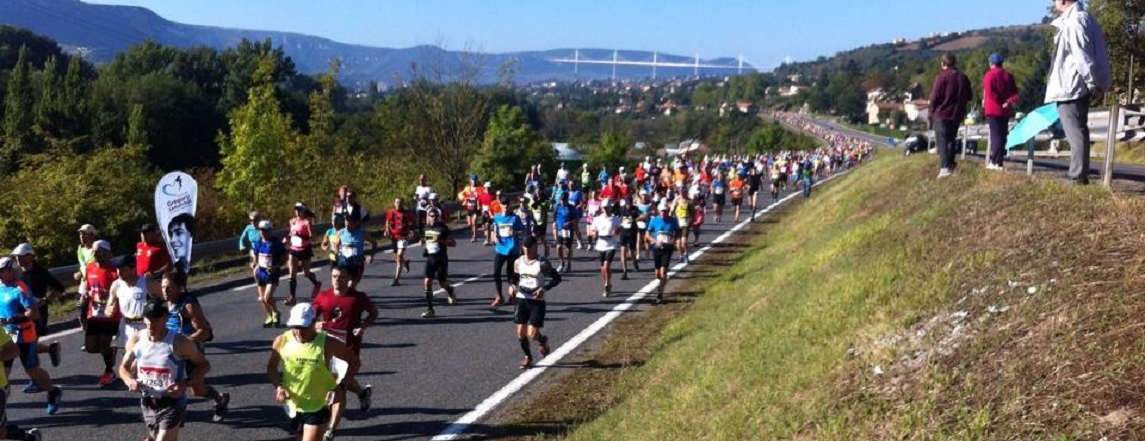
{"left": 267, "top": 303, "right": 360, "bottom": 441}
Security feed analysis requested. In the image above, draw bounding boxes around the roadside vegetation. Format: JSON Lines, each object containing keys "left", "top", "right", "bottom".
{"left": 508, "top": 154, "right": 1145, "bottom": 440}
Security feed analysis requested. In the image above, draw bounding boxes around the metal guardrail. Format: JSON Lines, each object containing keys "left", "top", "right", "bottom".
{"left": 925, "top": 105, "right": 1145, "bottom": 143}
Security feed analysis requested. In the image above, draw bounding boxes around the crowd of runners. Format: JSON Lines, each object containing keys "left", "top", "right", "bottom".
{"left": 0, "top": 124, "right": 873, "bottom": 441}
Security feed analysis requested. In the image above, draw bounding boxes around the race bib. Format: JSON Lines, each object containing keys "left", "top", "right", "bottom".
{"left": 596, "top": 238, "right": 612, "bottom": 251}
{"left": 558, "top": 229, "right": 571, "bottom": 238}
{"left": 498, "top": 224, "right": 515, "bottom": 238}
{"left": 425, "top": 242, "right": 441, "bottom": 254}
{"left": 340, "top": 245, "right": 357, "bottom": 258}
{"left": 139, "top": 367, "right": 175, "bottom": 396}
{"left": 656, "top": 231, "right": 671, "bottom": 245}
{"left": 636, "top": 221, "right": 647, "bottom": 229}
{"left": 621, "top": 218, "right": 633, "bottom": 229}
{"left": 714, "top": 187, "right": 724, "bottom": 194}
{"left": 258, "top": 253, "right": 273, "bottom": 268}
{"left": 290, "top": 236, "right": 303, "bottom": 248}
{"left": 519, "top": 276, "right": 538, "bottom": 290}
{"left": 678, "top": 218, "right": 690, "bottom": 228}
{"left": 395, "top": 240, "right": 408, "bottom": 250}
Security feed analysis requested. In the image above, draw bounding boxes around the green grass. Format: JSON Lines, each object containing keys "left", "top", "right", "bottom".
{"left": 558, "top": 153, "right": 1145, "bottom": 440}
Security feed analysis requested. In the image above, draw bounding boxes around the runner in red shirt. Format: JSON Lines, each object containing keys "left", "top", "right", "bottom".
{"left": 135, "top": 223, "right": 171, "bottom": 279}
{"left": 477, "top": 183, "right": 496, "bottom": 246}
{"left": 383, "top": 197, "right": 414, "bottom": 286}
{"left": 313, "top": 265, "right": 379, "bottom": 440}
{"left": 85, "top": 240, "right": 122, "bottom": 387}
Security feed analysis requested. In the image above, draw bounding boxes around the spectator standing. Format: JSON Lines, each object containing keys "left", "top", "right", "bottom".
{"left": 927, "top": 53, "right": 973, "bottom": 178}
{"left": 983, "top": 53, "right": 1019, "bottom": 170}
{"left": 1045, "top": 0, "right": 1111, "bottom": 185}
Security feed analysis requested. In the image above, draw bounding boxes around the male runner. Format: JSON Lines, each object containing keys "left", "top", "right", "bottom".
{"left": 510, "top": 236, "right": 561, "bottom": 369}
{"left": 162, "top": 273, "right": 229, "bottom": 422}
{"left": 0, "top": 257, "right": 61, "bottom": 415}
{"left": 588, "top": 204, "right": 619, "bottom": 296}
{"left": 312, "top": 266, "right": 378, "bottom": 441}
{"left": 253, "top": 220, "right": 286, "bottom": 327}
{"left": 383, "top": 198, "right": 414, "bottom": 286}
{"left": 490, "top": 195, "right": 524, "bottom": 307}
{"left": 645, "top": 204, "right": 679, "bottom": 305}
{"left": 84, "top": 240, "right": 122, "bottom": 387}
{"left": 420, "top": 208, "right": 457, "bottom": 318}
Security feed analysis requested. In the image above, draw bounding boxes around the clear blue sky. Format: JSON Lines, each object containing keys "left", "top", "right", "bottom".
{"left": 86, "top": 0, "right": 1051, "bottom": 70}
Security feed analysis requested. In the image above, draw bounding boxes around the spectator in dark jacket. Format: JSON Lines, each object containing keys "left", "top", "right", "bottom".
{"left": 983, "top": 53, "right": 1019, "bottom": 170}
{"left": 928, "top": 53, "right": 973, "bottom": 178}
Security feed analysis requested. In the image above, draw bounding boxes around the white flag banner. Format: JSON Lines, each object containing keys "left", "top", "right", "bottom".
{"left": 154, "top": 172, "right": 198, "bottom": 279}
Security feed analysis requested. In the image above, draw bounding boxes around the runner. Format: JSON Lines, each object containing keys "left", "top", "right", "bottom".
{"left": 136, "top": 223, "right": 172, "bottom": 280}
{"left": 477, "top": 182, "right": 496, "bottom": 246}
{"left": 320, "top": 215, "right": 346, "bottom": 265}
{"left": 161, "top": 272, "right": 229, "bottom": 423}
{"left": 673, "top": 194, "right": 691, "bottom": 264}
{"left": 107, "top": 258, "right": 148, "bottom": 368}
{"left": 746, "top": 161, "right": 762, "bottom": 221}
{"left": 527, "top": 195, "right": 551, "bottom": 259}
{"left": 690, "top": 194, "right": 706, "bottom": 246}
{"left": 710, "top": 171, "right": 726, "bottom": 223}
{"left": 770, "top": 163, "right": 782, "bottom": 203}
{"left": 413, "top": 174, "right": 434, "bottom": 236}
{"left": 285, "top": 203, "right": 322, "bottom": 306}
{"left": 0, "top": 323, "right": 42, "bottom": 441}
{"left": 552, "top": 192, "right": 577, "bottom": 274}
{"left": 456, "top": 176, "right": 482, "bottom": 243}
{"left": 336, "top": 213, "right": 376, "bottom": 289}
{"left": 420, "top": 208, "right": 457, "bottom": 318}
{"left": 253, "top": 220, "right": 287, "bottom": 327}
{"left": 588, "top": 204, "right": 619, "bottom": 296}
{"left": 75, "top": 223, "right": 98, "bottom": 341}
{"left": 801, "top": 157, "right": 815, "bottom": 199}
{"left": 491, "top": 195, "right": 524, "bottom": 307}
{"left": 238, "top": 211, "right": 263, "bottom": 283}
{"left": 616, "top": 200, "right": 642, "bottom": 280}
{"left": 312, "top": 266, "right": 379, "bottom": 441}
{"left": 0, "top": 257, "right": 61, "bottom": 415}
{"left": 728, "top": 173, "right": 745, "bottom": 223}
{"left": 567, "top": 182, "right": 587, "bottom": 250}
{"left": 10, "top": 244, "right": 62, "bottom": 380}
{"left": 84, "top": 239, "right": 123, "bottom": 388}
{"left": 510, "top": 236, "right": 561, "bottom": 369}
{"left": 119, "top": 301, "right": 208, "bottom": 441}
{"left": 645, "top": 204, "right": 680, "bottom": 305}
{"left": 383, "top": 198, "right": 414, "bottom": 287}
{"left": 267, "top": 303, "right": 360, "bottom": 441}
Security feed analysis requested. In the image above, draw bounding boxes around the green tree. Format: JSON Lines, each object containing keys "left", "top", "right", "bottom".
{"left": 1089, "top": 0, "right": 1145, "bottom": 99}
{"left": 216, "top": 56, "right": 300, "bottom": 210}
{"left": 585, "top": 131, "right": 632, "bottom": 171}
{"left": 472, "top": 105, "right": 555, "bottom": 190}
{"left": 1, "top": 46, "right": 36, "bottom": 175}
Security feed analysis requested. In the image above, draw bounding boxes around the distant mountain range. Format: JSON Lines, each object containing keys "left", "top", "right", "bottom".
{"left": 0, "top": 0, "right": 756, "bottom": 87}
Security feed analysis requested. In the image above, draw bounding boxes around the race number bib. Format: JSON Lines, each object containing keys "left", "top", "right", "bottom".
{"left": 519, "top": 276, "right": 538, "bottom": 290}
{"left": 621, "top": 218, "right": 633, "bottom": 229}
{"left": 498, "top": 224, "right": 515, "bottom": 238}
{"left": 678, "top": 218, "right": 690, "bottom": 228}
{"left": 714, "top": 187, "right": 724, "bottom": 194}
{"left": 636, "top": 221, "right": 647, "bottom": 229}
{"left": 139, "top": 367, "right": 175, "bottom": 397}
{"left": 656, "top": 231, "right": 672, "bottom": 246}
{"left": 339, "top": 245, "right": 357, "bottom": 258}
{"left": 290, "top": 236, "right": 304, "bottom": 248}
{"left": 425, "top": 242, "right": 441, "bottom": 254}
{"left": 558, "top": 229, "right": 571, "bottom": 239}
{"left": 258, "top": 253, "right": 274, "bottom": 268}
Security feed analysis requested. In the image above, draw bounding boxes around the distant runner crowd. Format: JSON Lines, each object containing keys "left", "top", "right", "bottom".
{"left": 0, "top": 122, "right": 873, "bottom": 441}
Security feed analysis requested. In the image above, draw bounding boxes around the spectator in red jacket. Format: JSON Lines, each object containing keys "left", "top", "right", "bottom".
{"left": 983, "top": 53, "right": 1019, "bottom": 170}
{"left": 927, "top": 52, "right": 973, "bottom": 178}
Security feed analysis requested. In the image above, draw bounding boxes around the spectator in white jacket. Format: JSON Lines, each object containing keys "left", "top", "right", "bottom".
{"left": 1045, "top": 0, "right": 1111, "bottom": 185}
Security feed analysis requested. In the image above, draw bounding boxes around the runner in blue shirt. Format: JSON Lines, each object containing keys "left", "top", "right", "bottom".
{"left": 252, "top": 221, "right": 286, "bottom": 327}
{"left": 644, "top": 204, "right": 680, "bottom": 305}
{"left": 552, "top": 192, "right": 578, "bottom": 273}
{"left": 490, "top": 196, "right": 525, "bottom": 307}
{"left": 567, "top": 184, "right": 586, "bottom": 250}
{"left": 237, "top": 211, "right": 263, "bottom": 283}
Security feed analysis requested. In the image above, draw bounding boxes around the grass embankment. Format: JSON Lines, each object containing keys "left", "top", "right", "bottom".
{"left": 560, "top": 154, "right": 1145, "bottom": 440}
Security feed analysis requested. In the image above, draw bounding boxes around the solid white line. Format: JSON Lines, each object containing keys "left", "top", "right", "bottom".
{"left": 433, "top": 273, "right": 487, "bottom": 295}
{"left": 42, "top": 326, "right": 84, "bottom": 341}
{"left": 431, "top": 172, "right": 849, "bottom": 440}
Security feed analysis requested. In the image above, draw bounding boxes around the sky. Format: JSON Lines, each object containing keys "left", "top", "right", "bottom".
{"left": 84, "top": 0, "right": 1052, "bottom": 70}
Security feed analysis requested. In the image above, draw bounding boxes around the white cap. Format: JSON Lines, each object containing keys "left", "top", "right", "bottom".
{"left": 11, "top": 243, "right": 34, "bottom": 257}
{"left": 286, "top": 303, "right": 316, "bottom": 328}
{"left": 258, "top": 220, "right": 273, "bottom": 230}
{"left": 77, "top": 224, "right": 98, "bottom": 235}
{"left": 0, "top": 257, "right": 15, "bottom": 271}
{"left": 93, "top": 240, "right": 112, "bottom": 252}
{"left": 428, "top": 192, "right": 439, "bottom": 200}
{"left": 484, "top": 182, "right": 492, "bottom": 188}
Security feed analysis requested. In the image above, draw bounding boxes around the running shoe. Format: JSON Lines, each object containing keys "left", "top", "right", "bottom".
{"left": 283, "top": 295, "right": 297, "bottom": 307}
{"left": 519, "top": 356, "right": 533, "bottom": 369}
{"left": 604, "top": 284, "right": 612, "bottom": 297}
{"left": 421, "top": 309, "right": 436, "bottom": 319}
{"left": 538, "top": 336, "right": 551, "bottom": 358}
{"left": 23, "top": 380, "right": 41, "bottom": 394}
{"left": 358, "top": 385, "right": 373, "bottom": 412}
{"left": 97, "top": 372, "right": 115, "bottom": 387}
{"left": 390, "top": 279, "right": 399, "bottom": 287}
{"left": 633, "top": 261, "right": 641, "bottom": 272}
{"left": 556, "top": 263, "right": 565, "bottom": 273}
{"left": 46, "top": 387, "right": 61, "bottom": 415}
{"left": 653, "top": 296, "right": 664, "bottom": 305}
{"left": 48, "top": 341, "right": 61, "bottom": 367}
{"left": 26, "top": 428, "right": 40, "bottom": 441}
{"left": 621, "top": 272, "right": 628, "bottom": 281}
{"left": 263, "top": 315, "right": 274, "bottom": 328}
{"left": 213, "top": 392, "right": 230, "bottom": 422}
{"left": 323, "top": 429, "right": 335, "bottom": 441}
{"left": 446, "top": 288, "right": 457, "bottom": 305}
{"left": 272, "top": 311, "right": 281, "bottom": 327}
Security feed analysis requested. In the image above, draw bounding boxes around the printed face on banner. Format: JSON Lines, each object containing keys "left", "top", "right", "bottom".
{"left": 155, "top": 172, "right": 198, "bottom": 279}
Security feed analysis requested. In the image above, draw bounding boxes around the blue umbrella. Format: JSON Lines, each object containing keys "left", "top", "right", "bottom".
{"left": 1006, "top": 103, "right": 1059, "bottom": 149}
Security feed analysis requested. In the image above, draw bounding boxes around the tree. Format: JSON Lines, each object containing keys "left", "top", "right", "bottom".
{"left": 472, "top": 105, "right": 555, "bottom": 190}
{"left": 1089, "top": 0, "right": 1145, "bottom": 99}
{"left": 216, "top": 56, "right": 300, "bottom": 210}
{"left": 585, "top": 131, "right": 632, "bottom": 171}
{"left": 1, "top": 46, "right": 36, "bottom": 176}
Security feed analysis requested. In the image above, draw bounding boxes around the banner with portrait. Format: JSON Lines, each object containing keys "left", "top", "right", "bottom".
{"left": 154, "top": 172, "right": 198, "bottom": 280}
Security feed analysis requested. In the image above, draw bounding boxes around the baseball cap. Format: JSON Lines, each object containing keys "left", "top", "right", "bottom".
{"left": 139, "top": 223, "right": 158, "bottom": 233}
{"left": 142, "top": 301, "right": 169, "bottom": 319}
{"left": 258, "top": 220, "right": 273, "bottom": 230}
{"left": 286, "top": 303, "right": 316, "bottom": 328}
{"left": 11, "top": 243, "right": 34, "bottom": 257}
{"left": 0, "top": 257, "right": 16, "bottom": 271}
{"left": 988, "top": 53, "right": 1004, "bottom": 65}
{"left": 484, "top": 182, "right": 492, "bottom": 188}
{"left": 93, "top": 240, "right": 112, "bottom": 251}
{"left": 77, "top": 224, "right": 98, "bottom": 235}
{"left": 294, "top": 202, "right": 308, "bottom": 211}
{"left": 248, "top": 211, "right": 262, "bottom": 220}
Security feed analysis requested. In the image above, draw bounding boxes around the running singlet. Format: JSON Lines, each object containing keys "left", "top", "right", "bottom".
{"left": 112, "top": 276, "right": 148, "bottom": 320}
{"left": 312, "top": 289, "right": 372, "bottom": 347}
{"left": 167, "top": 295, "right": 201, "bottom": 337}
{"left": 730, "top": 179, "right": 744, "bottom": 198}
{"left": 279, "top": 331, "right": 337, "bottom": 414}
{"left": 675, "top": 202, "right": 690, "bottom": 228}
{"left": 592, "top": 216, "right": 618, "bottom": 251}
{"left": 423, "top": 225, "right": 450, "bottom": 257}
{"left": 515, "top": 258, "right": 550, "bottom": 300}
{"left": 386, "top": 209, "right": 411, "bottom": 239}
{"left": 253, "top": 238, "right": 283, "bottom": 270}
{"left": 493, "top": 213, "right": 523, "bottom": 256}
{"left": 0, "top": 283, "right": 35, "bottom": 344}
{"left": 646, "top": 217, "right": 679, "bottom": 249}
{"left": 339, "top": 229, "right": 366, "bottom": 262}
{"left": 86, "top": 262, "right": 121, "bottom": 322}
{"left": 289, "top": 218, "right": 312, "bottom": 251}
{"left": 712, "top": 180, "right": 725, "bottom": 195}
{"left": 134, "top": 330, "right": 187, "bottom": 400}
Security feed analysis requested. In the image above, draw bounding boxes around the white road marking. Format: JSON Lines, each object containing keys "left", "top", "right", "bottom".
{"left": 431, "top": 172, "right": 848, "bottom": 440}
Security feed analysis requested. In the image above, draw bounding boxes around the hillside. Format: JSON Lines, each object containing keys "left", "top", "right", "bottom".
{"left": 551, "top": 155, "right": 1145, "bottom": 439}
{"left": 0, "top": 0, "right": 754, "bottom": 86}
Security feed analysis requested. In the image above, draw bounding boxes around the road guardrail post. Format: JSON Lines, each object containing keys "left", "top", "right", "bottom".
{"left": 1027, "top": 138, "right": 1035, "bottom": 176}
{"left": 1103, "top": 103, "right": 1119, "bottom": 188}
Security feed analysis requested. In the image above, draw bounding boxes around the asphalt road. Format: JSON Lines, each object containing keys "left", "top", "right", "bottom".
{"left": 3, "top": 181, "right": 827, "bottom": 440}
